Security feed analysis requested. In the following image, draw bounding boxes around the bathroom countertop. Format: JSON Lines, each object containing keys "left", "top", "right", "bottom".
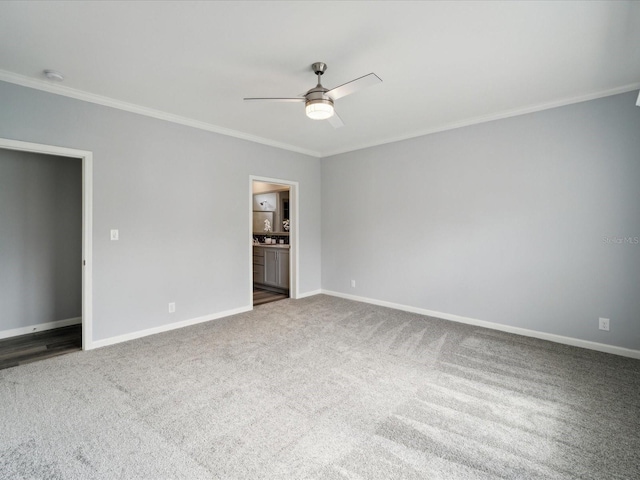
{"left": 252, "top": 243, "right": 290, "bottom": 249}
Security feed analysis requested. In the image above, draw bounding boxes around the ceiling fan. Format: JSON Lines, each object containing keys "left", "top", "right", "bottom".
{"left": 244, "top": 62, "right": 382, "bottom": 128}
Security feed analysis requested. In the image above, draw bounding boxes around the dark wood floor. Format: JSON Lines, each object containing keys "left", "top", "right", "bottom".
{"left": 253, "top": 287, "right": 288, "bottom": 306}
{"left": 0, "top": 324, "right": 82, "bottom": 371}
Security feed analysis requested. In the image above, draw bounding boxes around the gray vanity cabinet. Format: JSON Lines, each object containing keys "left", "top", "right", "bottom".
{"left": 253, "top": 246, "right": 289, "bottom": 291}
{"left": 253, "top": 247, "right": 265, "bottom": 283}
{"left": 277, "top": 250, "right": 289, "bottom": 288}
{"left": 264, "top": 249, "right": 277, "bottom": 285}
{"left": 264, "top": 249, "right": 289, "bottom": 289}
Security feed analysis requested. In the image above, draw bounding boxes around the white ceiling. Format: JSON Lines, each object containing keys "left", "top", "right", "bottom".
{"left": 1, "top": 1, "right": 639, "bottom": 158}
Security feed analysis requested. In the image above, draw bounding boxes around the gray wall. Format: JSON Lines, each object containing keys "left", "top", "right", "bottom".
{"left": 322, "top": 91, "right": 640, "bottom": 350}
{"left": 0, "top": 81, "right": 322, "bottom": 342}
{"left": 0, "top": 150, "right": 82, "bottom": 330}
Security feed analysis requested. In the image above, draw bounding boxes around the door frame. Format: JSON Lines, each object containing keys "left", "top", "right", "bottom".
{"left": 0, "top": 138, "right": 93, "bottom": 350}
{"left": 249, "top": 175, "right": 299, "bottom": 302}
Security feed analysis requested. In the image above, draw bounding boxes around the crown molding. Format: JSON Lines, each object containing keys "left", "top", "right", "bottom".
{"left": 321, "top": 82, "right": 640, "bottom": 158}
{"left": 1, "top": 69, "right": 637, "bottom": 159}
{"left": 0, "top": 69, "right": 321, "bottom": 158}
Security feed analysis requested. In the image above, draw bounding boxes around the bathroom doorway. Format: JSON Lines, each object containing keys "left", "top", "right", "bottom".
{"left": 249, "top": 176, "right": 298, "bottom": 306}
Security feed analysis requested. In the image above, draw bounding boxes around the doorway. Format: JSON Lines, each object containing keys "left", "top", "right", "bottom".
{"left": 250, "top": 176, "right": 298, "bottom": 306}
{"left": 0, "top": 138, "right": 93, "bottom": 352}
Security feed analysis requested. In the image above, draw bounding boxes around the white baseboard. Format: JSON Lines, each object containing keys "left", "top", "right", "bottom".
{"left": 0, "top": 317, "right": 82, "bottom": 340}
{"left": 321, "top": 290, "right": 640, "bottom": 360}
{"left": 296, "top": 289, "right": 322, "bottom": 299}
{"left": 88, "top": 290, "right": 322, "bottom": 349}
{"left": 90, "top": 305, "right": 253, "bottom": 350}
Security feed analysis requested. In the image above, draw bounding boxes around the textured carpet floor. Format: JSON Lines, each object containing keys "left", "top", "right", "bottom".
{"left": 1, "top": 295, "right": 639, "bottom": 479}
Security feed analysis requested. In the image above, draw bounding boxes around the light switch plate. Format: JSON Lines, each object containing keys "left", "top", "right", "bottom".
{"left": 110, "top": 229, "right": 119, "bottom": 241}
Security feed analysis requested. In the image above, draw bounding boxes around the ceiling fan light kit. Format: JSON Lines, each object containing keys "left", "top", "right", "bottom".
{"left": 244, "top": 62, "right": 381, "bottom": 127}
{"left": 305, "top": 98, "right": 334, "bottom": 120}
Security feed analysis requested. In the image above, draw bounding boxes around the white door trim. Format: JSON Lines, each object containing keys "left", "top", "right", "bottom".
{"left": 0, "top": 138, "right": 94, "bottom": 350}
{"left": 249, "top": 175, "right": 299, "bottom": 301}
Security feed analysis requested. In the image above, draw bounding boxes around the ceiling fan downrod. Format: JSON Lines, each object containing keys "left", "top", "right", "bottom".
{"left": 312, "top": 62, "right": 327, "bottom": 87}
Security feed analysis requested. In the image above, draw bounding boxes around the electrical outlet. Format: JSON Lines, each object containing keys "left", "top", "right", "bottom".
{"left": 110, "top": 229, "right": 119, "bottom": 241}
{"left": 351, "top": 280, "right": 356, "bottom": 288}
{"left": 599, "top": 317, "right": 610, "bottom": 331}
{"left": 168, "top": 302, "right": 176, "bottom": 313}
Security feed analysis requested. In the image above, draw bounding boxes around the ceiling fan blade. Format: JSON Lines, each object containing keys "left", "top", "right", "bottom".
{"left": 328, "top": 111, "right": 345, "bottom": 129}
{"left": 326, "top": 73, "right": 382, "bottom": 100}
{"left": 243, "top": 97, "right": 305, "bottom": 102}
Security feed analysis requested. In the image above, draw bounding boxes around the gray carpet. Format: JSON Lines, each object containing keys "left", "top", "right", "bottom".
{"left": 1, "top": 295, "right": 639, "bottom": 479}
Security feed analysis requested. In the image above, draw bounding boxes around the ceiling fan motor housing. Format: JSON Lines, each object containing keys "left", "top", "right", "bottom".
{"left": 305, "top": 89, "right": 333, "bottom": 106}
